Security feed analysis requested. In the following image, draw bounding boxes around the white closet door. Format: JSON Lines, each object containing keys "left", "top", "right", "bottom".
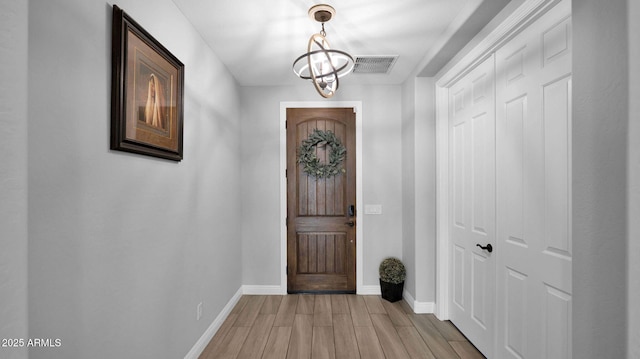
{"left": 495, "top": 0, "right": 572, "bottom": 358}
{"left": 449, "top": 54, "right": 496, "bottom": 358}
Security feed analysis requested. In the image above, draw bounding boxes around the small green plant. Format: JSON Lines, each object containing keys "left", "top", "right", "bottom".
{"left": 379, "top": 257, "right": 406, "bottom": 284}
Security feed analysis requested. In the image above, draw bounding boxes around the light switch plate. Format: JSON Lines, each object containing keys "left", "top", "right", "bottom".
{"left": 364, "top": 204, "right": 382, "bottom": 215}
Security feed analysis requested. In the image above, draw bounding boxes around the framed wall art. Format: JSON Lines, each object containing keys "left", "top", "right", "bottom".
{"left": 111, "top": 5, "right": 184, "bottom": 161}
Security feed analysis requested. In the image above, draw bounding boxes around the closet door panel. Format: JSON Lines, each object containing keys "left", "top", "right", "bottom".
{"left": 496, "top": 1, "right": 572, "bottom": 357}
{"left": 448, "top": 54, "right": 496, "bottom": 359}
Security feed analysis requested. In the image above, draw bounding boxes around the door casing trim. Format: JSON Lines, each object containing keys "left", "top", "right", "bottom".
{"left": 280, "top": 101, "right": 363, "bottom": 294}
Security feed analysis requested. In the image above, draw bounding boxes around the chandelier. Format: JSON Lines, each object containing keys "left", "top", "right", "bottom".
{"left": 292, "top": 4, "right": 354, "bottom": 98}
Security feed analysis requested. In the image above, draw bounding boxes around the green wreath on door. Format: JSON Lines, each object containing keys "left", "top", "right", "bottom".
{"left": 297, "top": 129, "right": 347, "bottom": 179}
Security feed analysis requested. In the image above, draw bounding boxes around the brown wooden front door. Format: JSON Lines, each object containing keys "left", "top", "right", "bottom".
{"left": 286, "top": 108, "right": 356, "bottom": 293}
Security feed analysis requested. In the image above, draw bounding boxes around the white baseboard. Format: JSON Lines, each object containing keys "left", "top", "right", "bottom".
{"left": 242, "top": 285, "right": 286, "bottom": 295}
{"left": 358, "top": 285, "right": 381, "bottom": 295}
{"left": 184, "top": 287, "right": 243, "bottom": 359}
{"left": 412, "top": 301, "right": 435, "bottom": 313}
{"left": 403, "top": 290, "right": 435, "bottom": 314}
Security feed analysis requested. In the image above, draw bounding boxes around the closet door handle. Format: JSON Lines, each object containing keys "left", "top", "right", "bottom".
{"left": 476, "top": 243, "right": 493, "bottom": 253}
{"left": 345, "top": 221, "right": 355, "bottom": 227}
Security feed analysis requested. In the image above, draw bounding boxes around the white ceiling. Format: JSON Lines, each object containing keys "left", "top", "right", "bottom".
{"left": 171, "top": 0, "right": 511, "bottom": 86}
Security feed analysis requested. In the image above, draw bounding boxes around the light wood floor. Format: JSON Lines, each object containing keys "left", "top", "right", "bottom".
{"left": 199, "top": 294, "right": 485, "bottom": 359}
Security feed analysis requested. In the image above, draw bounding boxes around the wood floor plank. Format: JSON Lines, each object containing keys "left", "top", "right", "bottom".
{"left": 332, "top": 314, "right": 360, "bottom": 359}
{"left": 287, "top": 314, "right": 313, "bottom": 359}
{"left": 313, "top": 295, "right": 332, "bottom": 327}
{"left": 236, "top": 314, "right": 275, "bottom": 359}
{"left": 381, "top": 299, "right": 413, "bottom": 327}
{"left": 200, "top": 295, "right": 479, "bottom": 359}
{"left": 409, "top": 314, "right": 460, "bottom": 359}
{"left": 198, "top": 313, "right": 238, "bottom": 359}
{"left": 312, "top": 326, "right": 336, "bottom": 359}
{"left": 262, "top": 326, "right": 293, "bottom": 359}
{"left": 353, "top": 326, "right": 385, "bottom": 359}
{"left": 397, "top": 326, "right": 437, "bottom": 359}
{"left": 330, "top": 295, "right": 350, "bottom": 314}
{"left": 261, "top": 295, "right": 284, "bottom": 314}
{"left": 449, "top": 341, "right": 486, "bottom": 359}
{"left": 230, "top": 296, "right": 250, "bottom": 315}
{"left": 427, "top": 314, "right": 468, "bottom": 341}
{"left": 235, "top": 295, "right": 267, "bottom": 327}
{"left": 370, "top": 313, "right": 410, "bottom": 359}
{"left": 363, "top": 295, "right": 386, "bottom": 314}
{"left": 346, "top": 295, "right": 372, "bottom": 327}
{"left": 297, "top": 294, "right": 315, "bottom": 314}
{"left": 202, "top": 326, "right": 250, "bottom": 359}
{"left": 274, "top": 295, "right": 299, "bottom": 327}
{"left": 399, "top": 299, "right": 415, "bottom": 314}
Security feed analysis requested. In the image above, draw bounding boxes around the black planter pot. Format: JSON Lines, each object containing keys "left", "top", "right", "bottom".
{"left": 380, "top": 279, "right": 404, "bottom": 302}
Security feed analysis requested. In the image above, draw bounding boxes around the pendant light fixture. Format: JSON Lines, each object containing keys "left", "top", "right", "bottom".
{"left": 292, "top": 4, "right": 354, "bottom": 98}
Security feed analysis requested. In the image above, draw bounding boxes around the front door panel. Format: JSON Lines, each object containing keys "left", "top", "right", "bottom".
{"left": 287, "top": 108, "right": 356, "bottom": 293}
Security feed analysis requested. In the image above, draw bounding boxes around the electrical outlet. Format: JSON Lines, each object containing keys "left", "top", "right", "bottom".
{"left": 197, "top": 302, "right": 203, "bottom": 321}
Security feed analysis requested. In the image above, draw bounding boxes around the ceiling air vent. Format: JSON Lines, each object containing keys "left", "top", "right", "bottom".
{"left": 352, "top": 56, "right": 398, "bottom": 74}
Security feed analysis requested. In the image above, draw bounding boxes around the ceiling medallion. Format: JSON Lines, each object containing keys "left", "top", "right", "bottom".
{"left": 292, "top": 4, "right": 354, "bottom": 98}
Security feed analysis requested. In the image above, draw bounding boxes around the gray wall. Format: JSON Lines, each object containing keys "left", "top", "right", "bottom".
{"left": 573, "top": 0, "right": 629, "bottom": 357}
{"left": 0, "top": 1, "right": 29, "bottom": 358}
{"left": 401, "top": 77, "right": 437, "bottom": 305}
{"left": 27, "top": 1, "right": 242, "bottom": 358}
{"left": 240, "top": 84, "right": 404, "bottom": 288}
{"left": 628, "top": 0, "right": 640, "bottom": 357}
{"left": 401, "top": 78, "right": 417, "bottom": 299}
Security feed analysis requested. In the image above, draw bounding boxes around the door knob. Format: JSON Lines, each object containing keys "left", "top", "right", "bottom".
{"left": 345, "top": 221, "right": 355, "bottom": 227}
{"left": 476, "top": 243, "right": 493, "bottom": 253}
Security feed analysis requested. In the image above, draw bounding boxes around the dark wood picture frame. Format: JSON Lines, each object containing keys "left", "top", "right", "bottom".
{"left": 111, "top": 5, "right": 184, "bottom": 161}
